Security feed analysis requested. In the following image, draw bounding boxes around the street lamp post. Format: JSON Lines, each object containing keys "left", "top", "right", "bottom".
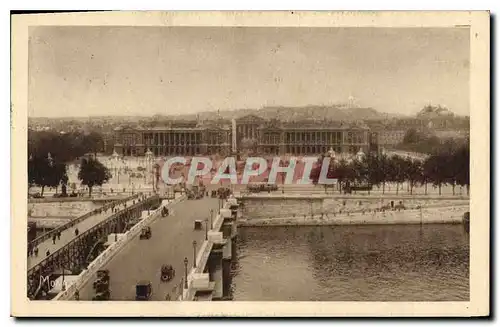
{"left": 210, "top": 209, "right": 213, "bottom": 229}
{"left": 204, "top": 219, "right": 209, "bottom": 240}
{"left": 61, "top": 265, "right": 66, "bottom": 291}
{"left": 192, "top": 241, "right": 197, "bottom": 268}
{"left": 183, "top": 257, "right": 188, "bottom": 289}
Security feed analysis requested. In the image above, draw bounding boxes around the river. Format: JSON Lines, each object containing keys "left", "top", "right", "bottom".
{"left": 231, "top": 224, "right": 469, "bottom": 301}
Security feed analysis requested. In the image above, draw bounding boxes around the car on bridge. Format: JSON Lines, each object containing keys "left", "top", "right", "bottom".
{"left": 136, "top": 281, "right": 152, "bottom": 300}
{"left": 93, "top": 289, "right": 110, "bottom": 301}
{"left": 93, "top": 270, "right": 110, "bottom": 289}
{"left": 92, "top": 280, "right": 111, "bottom": 301}
{"left": 140, "top": 226, "right": 152, "bottom": 239}
{"left": 161, "top": 264, "right": 175, "bottom": 282}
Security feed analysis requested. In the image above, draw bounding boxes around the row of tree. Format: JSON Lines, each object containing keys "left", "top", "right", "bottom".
{"left": 396, "top": 128, "right": 469, "bottom": 156}
{"left": 310, "top": 144, "right": 470, "bottom": 195}
{"left": 28, "top": 130, "right": 104, "bottom": 163}
{"left": 28, "top": 155, "right": 111, "bottom": 197}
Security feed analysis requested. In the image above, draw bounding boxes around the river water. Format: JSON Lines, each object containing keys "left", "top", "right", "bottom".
{"left": 231, "top": 224, "right": 469, "bottom": 301}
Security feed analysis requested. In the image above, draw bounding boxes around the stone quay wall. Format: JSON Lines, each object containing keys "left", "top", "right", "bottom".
{"left": 239, "top": 195, "right": 469, "bottom": 221}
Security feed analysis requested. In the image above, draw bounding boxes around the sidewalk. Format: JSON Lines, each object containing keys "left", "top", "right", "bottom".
{"left": 27, "top": 197, "right": 138, "bottom": 270}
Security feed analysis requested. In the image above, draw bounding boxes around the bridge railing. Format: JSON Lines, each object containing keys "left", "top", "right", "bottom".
{"left": 28, "top": 193, "right": 141, "bottom": 251}
{"left": 27, "top": 194, "right": 160, "bottom": 298}
{"left": 53, "top": 194, "right": 187, "bottom": 301}
{"left": 28, "top": 194, "right": 157, "bottom": 275}
{"left": 182, "top": 212, "right": 226, "bottom": 301}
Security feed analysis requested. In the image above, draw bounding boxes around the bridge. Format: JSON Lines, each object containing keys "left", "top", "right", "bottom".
{"left": 180, "top": 200, "right": 238, "bottom": 301}
{"left": 27, "top": 193, "right": 162, "bottom": 299}
{"left": 75, "top": 196, "right": 226, "bottom": 300}
{"left": 41, "top": 190, "right": 238, "bottom": 302}
{"left": 28, "top": 194, "right": 139, "bottom": 259}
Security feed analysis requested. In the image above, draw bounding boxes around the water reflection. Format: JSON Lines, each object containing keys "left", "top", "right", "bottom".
{"left": 232, "top": 225, "right": 469, "bottom": 301}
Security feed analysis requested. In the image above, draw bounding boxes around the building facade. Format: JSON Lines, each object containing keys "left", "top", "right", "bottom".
{"left": 376, "top": 129, "right": 407, "bottom": 148}
{"left": 113, "top": 114, "right": 371, "bottom": 157}
{"left": 113, "top": 119, "right": 232, "bottom": 157}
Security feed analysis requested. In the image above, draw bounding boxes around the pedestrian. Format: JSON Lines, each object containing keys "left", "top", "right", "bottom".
{"left": 75, "top": 228, "right": 79, "bottom": 237}
{"left": 74, "top": 289, "right": 80, "bottom": 301}
{"left": 34, "top": 246, "right": 39, "bottom": 257}
{"left": 52, "top": 234, "right": 56, "bottom": 244}
{"left": 57, "top": 231, "right": 61, "bottom": 240}
{"left": 46, "top": 249, "right": 50, "bottom": 257}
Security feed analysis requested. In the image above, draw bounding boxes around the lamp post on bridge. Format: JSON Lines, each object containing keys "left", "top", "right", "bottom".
{"left": 61, "top": 264, "right": 66, "bottom": 291}
{"left": 192, "top": 240, "right": 197, "bottom": 268}
{"left": 204, "top": 219, "right": 209, "bottom": 241}
{"left": 183, "top": 257, "right": 188, "bottom": 289}
{"left": 210, "top": 209, "right": 214, "bottom": 229}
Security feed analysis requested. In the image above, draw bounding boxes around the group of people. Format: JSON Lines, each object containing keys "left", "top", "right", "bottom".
{"left": 28, "top": 193, "right": 149, "bottom": 263}
{"left": 28, "top": 227, "right": 80, "bottom": 259}
{"left": 27, "top": 244, "right": 39, "bottom": 257}
{"left": 51, "top": 230, "right": 62, "bottom": 244}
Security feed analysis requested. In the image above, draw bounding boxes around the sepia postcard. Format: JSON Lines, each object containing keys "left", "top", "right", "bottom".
{"left": 11, "top": 11, "right": 490, "bottom": 317}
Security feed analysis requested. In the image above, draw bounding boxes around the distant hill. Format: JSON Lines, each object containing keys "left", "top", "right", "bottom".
{"left": 164, "top": 105, "right": 403, "bottom": 122}
{"left": 28, "top": 105, "right": 408, "bottom": 128}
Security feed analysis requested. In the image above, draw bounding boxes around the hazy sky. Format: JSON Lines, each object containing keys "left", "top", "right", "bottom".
{"left": 28, "top": 26, "right": 470, "bottom": 118}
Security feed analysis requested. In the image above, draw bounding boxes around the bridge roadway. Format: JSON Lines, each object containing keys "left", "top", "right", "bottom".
{"left": 78, "top": 197, "right": 220, "bottom": 301}
{"left": 28, "top": 197, "right": 139, "bottom": 270}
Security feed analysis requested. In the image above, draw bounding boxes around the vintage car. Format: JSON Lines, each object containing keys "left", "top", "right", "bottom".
{"left": 160, "top": 264, "right": 175, "bottom": 282}
{"left": 263, "top": 184, "right": 278, "bottom": 192}
{"left": 343, "top": 182, "right": 373, "bottom": 194}
{"left": 93, "top": 282, "right": 110, "bottom": 301}
{"left": 92, "top": 290, "right": 110, "bottom": 301}
{"left": 217, "top": 187, "right": 231, "bottom": 199}
{"left": 194, "top": 220, "right": 203, "bottom": 230}
{"left": 136, "top": 280, "right": 152, "bottom": 300}
{"left": 139, "top": 226, "right": 151, "bottom": 240}
{"left": 93, "top": 270, "right": 110, "bottom": 288}
{"left": 246, "top": 184, "right": 262, "bottom": 193}
{"left": 93, "top": 278, "right": 109, "bottom": 289}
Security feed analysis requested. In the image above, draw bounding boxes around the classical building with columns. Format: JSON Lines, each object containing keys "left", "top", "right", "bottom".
{"left": 235, "top": 115, "right": 370, "bottom": 155}
{"left": 113, "top": 119, "right": 232, "bottom": 157}
{"left": 113, "top": 114, "right": 371, "bottom": 156}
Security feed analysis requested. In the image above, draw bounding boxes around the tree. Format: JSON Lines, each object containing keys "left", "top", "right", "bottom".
{"left": 453, "top": 144, "right": 470, "bottom": 195}
{"left": 424, "top": 154, "right": 447, "bottom": 195}
{"left": 78, "top": 157, "right": 111, "bottom": 196}
{"left": 29, "top": 155, "right": 67, "bottom": 196}
{"left": 336, "top": 159, "right": 355, "bottom": 193}
{"left": 81, "top": 131, "right": 104, "bottom": 156}
{"left": 29, "top": 156, "right": 49, "bottom": 195}
{"left": 402, "top": 128, "right": 423, "bottom": 144}
{"left": 403, "top": 158, "right": 422, "bottom": 195}
{"left": 46, "top": 162, "right": 68, "bottom": 194}
{"left": 375, "top": 154, "right": 390, "bottom": 194}
{"left": 387, "top": 156, "right": 406, "bottom": 195}
{"left": 28, "top": 130, "right": 107, "bottom": 163}
{"left": 60, "top": 168, "right": 69, "bottom": 196}
{"left": 364, "top": 154, "right": 385, "bottom": 193}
